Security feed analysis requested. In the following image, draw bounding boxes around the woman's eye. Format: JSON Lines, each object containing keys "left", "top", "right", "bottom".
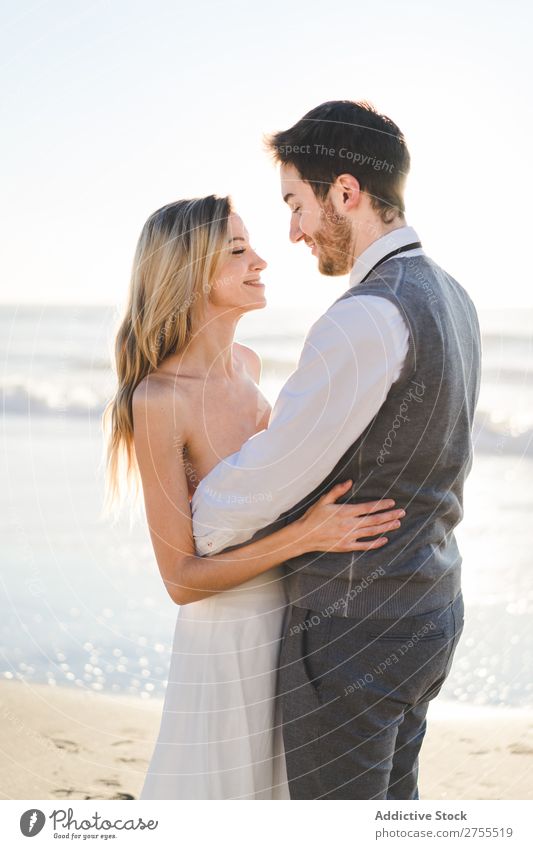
{"left": 293, "top": 207, "right": 301, "bottom": 214}
{"left": 232, "top": 248, "right": 246, "bottom": 255}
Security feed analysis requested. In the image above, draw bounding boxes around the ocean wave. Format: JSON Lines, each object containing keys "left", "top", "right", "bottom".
{"left": 1, "top": 383, "right": 107, "bottom": 418}
{"left": 481, "top": 367, "right": 533, "bottom": 386}
{"left": 3, "top": 382, "right": 532, "bottom": 457}
{"left": 472, "top": 411, "right": 533, "bottom": 457}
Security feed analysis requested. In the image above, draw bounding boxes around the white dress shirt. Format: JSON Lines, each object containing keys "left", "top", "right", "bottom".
{"left": 191, "top": 226, "right": 423, "bottom": 555}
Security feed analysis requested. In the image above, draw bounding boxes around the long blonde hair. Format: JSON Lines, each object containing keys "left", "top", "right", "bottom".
{"left": 103, "top": 195, "right": 233, "bottom": 516}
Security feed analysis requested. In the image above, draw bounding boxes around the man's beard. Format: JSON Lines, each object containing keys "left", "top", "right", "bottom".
{"left": 312, "top": 200, "right": 354, "bottom": 276}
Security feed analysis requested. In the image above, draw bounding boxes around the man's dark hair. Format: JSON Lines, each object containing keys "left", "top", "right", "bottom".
{"left": 266, "top": 100, "right": 410, "bottom": 223}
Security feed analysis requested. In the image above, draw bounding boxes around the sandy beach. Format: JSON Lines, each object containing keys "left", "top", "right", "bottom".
{"left": 0, "top": 680, "right": 531, "bottom": 800}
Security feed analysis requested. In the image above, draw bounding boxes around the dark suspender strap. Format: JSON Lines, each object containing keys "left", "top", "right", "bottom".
{"left": 358, "top": 241, "right": 422, "bottom": 285}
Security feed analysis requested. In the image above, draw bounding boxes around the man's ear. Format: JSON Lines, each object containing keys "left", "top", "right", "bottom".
{"left": 334, "top": 173, "right": 361, "bottom": 211}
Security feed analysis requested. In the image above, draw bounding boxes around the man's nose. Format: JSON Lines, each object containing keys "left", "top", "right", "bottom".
{"left": 289, "top": 217, "right": 304, "bottom": 244}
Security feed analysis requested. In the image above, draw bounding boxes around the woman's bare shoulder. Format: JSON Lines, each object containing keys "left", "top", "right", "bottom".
{"left": 132, "top": 370, "right": 183, "bottom": 406}
{"left": 132, "top": 372, "right": 190, "bottom": 439}
{"left": 233, "top": 342, "right": 262, "bottom": 383}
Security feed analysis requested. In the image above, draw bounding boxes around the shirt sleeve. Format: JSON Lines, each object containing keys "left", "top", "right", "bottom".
{"left": 191, "top": 295, "right": 409, "bottom": 555}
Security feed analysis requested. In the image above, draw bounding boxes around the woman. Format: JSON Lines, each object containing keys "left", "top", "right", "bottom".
{"left": 103, "top": 195, "right": 404, "bottom": 799}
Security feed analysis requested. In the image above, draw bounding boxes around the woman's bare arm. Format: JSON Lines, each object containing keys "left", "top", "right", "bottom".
{"left": 132, "top": 381, "right": 404, "bottom": 606}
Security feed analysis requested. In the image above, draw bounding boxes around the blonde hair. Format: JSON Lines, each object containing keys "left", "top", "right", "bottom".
{"left": 102, "top": 195, "right": 233, "bottom": 517}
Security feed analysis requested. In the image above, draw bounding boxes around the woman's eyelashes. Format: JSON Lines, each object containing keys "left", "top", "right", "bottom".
{"left": 232, "top": 248, "right": 246, "bottom": 255}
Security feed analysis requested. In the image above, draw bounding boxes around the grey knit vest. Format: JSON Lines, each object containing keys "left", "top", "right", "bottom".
{"left": 281, "top": 252, "right": 481, "bottom": 619}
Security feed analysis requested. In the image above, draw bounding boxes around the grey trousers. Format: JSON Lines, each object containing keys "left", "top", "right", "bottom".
{"left": 279, "top": 592, "right": 464, "bottom": 799}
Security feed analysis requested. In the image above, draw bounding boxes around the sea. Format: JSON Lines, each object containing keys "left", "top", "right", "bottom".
{"left": 1, "top": 303, "right": 532, "bottom": 709}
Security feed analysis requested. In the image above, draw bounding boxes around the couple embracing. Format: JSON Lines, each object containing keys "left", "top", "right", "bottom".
{"left": 104, "top": 99, "right": 481, "bottom": 800}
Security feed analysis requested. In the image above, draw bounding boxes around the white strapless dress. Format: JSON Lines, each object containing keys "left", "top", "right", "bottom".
{"left": 140, "top": 566, "right": 290, "bottom": 799}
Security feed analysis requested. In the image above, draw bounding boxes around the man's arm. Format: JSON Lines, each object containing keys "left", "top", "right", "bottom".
{"left": 191, "top": 295, "right": 409, "bottom": 555}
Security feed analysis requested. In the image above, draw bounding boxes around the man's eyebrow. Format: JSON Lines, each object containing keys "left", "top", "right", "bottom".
{"left": 283, "top": 192, "right": 295, "bottom": 204}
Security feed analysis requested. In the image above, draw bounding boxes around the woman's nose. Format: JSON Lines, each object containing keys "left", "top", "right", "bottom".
{"left": 253, "top": 253, "right": 267, "bottom": 271}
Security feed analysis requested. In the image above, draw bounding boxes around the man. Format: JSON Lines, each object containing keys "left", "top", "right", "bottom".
{"left": 191, "top": 100, "right": 481, "bottom": 799}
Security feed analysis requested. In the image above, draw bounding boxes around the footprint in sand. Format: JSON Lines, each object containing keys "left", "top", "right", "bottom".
{"left": 49, "top": 738, "right": 80, "bottom": 753}
{"left": 111, "top": 739, "right": 134, "bottom": 747}
{"left": 509, "top": 743, "right": 533, "bottom": 755}
{"left": 53, "top": 788, "right": 83, "bottom": 798}
{"left": 97, "top": 778, "right": 121, "bottom": 786}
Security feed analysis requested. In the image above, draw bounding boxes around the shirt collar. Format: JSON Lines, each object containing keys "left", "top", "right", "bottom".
{"left": 349, "top": 225, "right": 422, "bottom": 288}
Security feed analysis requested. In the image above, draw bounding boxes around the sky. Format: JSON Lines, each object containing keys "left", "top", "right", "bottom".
{"left": 1, "top": 0, "right": 531, "bottom": 313}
